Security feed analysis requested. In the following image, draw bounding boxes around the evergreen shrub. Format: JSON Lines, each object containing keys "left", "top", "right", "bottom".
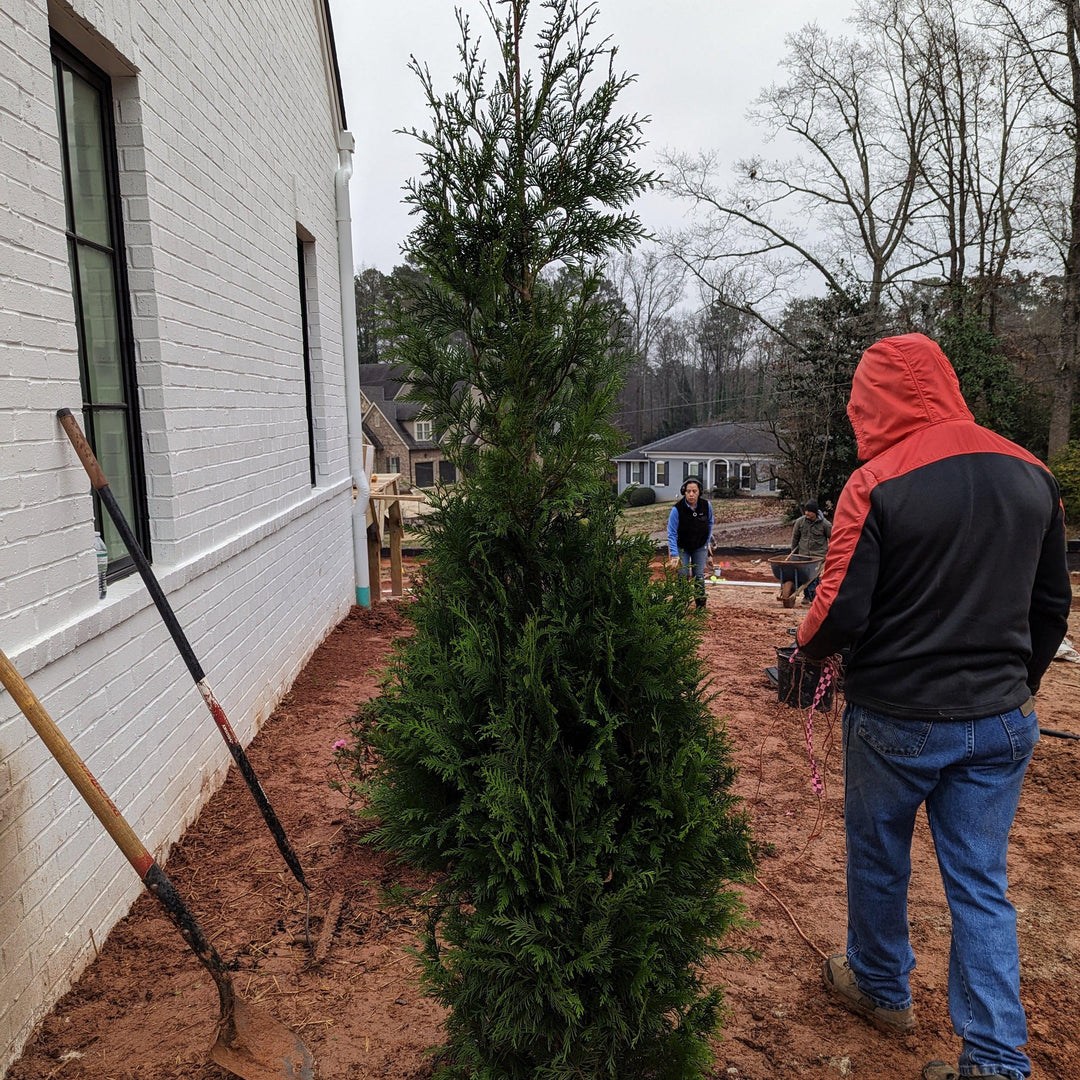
{"left": 1049, "top": 440, "right": 1080, "bottom": 528}
{"left": 344, "top": 4, "right": 757, "bottom": 1077}
{"left": 625, "top": 484, "right": 656, "bottom": 506}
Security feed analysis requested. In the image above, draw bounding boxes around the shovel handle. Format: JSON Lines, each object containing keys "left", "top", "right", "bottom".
{"left": 57, "top": 409, "right": 108, "bottom": 490}
{"left": 0, "top": 646, "right": 237, "bottom": 1019}
{"left": 56, "top": 408, "right": 311, "bottom": 895}
{"left": 0, "top": 647, "right": 153, "bottom": 875}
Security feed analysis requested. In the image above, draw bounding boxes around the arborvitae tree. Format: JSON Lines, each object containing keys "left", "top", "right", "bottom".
{"left": 352, "top": 3, "right": 757, "bottom": 1077}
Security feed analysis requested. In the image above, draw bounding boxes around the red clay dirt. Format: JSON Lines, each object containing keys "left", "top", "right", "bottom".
{"left": 6, "top": 558, "right": 1080, "bottom": 1080}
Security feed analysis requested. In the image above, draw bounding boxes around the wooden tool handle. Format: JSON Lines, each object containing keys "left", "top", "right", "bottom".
{"left": 57, "top": 409, "right": 109, "bottom": 490}
{"left": 0, "top": 647, "right": 154, "bottom": 877}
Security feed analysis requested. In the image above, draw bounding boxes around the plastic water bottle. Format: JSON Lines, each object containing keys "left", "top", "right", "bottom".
{"left": 94, "top": 532, "right": 108, "bottom": 598}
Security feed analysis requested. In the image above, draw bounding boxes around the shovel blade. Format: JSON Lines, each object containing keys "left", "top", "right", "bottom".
{"left": 209, "top": 997, "right": 316, "bottom": 1080}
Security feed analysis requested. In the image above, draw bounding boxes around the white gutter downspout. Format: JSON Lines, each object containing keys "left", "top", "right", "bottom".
{"left": 335, "top": 130, "right": 371, "bottom": 606}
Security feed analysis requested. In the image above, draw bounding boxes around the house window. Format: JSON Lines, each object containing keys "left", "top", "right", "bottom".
{"left": 415, "top": 460, "right": 435, "bottom": 487}
{"left": 53, "top": 39, "right": 148, "bottom": 577}
{"left": 740, "top": 463, "right": 753, "bottom": 489}
{"left": 655, "top": 460, "right": 668, "bottom": 486}
{"left": 386, "top": 456, "right": 401, "bottom": 475}
{"left": 415, "top": 419, "right": 433, "bottom": 442}
{"left": 439, "top": 459, "right": 456, "bottom": 483}
{"left": 629, "top": 461, "right": 645, "bottom": 484}
{"left": 297, "top": 238, "right": 316, "bottom": 486}
{"left": 769, "top": 476, "right": 777, "bottom": 492}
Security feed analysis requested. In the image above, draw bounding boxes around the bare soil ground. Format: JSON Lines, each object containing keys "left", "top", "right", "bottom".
{"left": 7, "top": 558, "right": 1080, "bottom": 1080}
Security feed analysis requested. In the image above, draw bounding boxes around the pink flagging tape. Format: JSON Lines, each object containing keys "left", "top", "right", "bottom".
{"left": 787, "top": 648, "right": 840, "bottom": 795}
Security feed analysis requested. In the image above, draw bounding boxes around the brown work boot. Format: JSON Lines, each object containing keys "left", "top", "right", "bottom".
{"left": 921, "top": 1063, "right": 1012, "bottom": 1080}
{"left": 822, "top": 954, "right": 916, "bottom": 1035}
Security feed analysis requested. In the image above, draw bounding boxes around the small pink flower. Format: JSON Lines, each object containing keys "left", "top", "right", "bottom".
{"left": 333, "top": 739, "right": 347, "bottom": 751}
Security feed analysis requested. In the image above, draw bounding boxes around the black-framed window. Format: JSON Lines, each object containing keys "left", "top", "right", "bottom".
{"left": 415, "top": 461, "right": 434, "bottom": 487}
{"left": 53, "top": 37, "right": 149, "bottom": 576}
{"left": 297, "top": 238, "right": 317, "bottom": 486}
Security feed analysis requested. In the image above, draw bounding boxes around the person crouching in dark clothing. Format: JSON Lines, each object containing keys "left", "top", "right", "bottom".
{"left": 667, "top": 476, "right": 713, "bottom": 609}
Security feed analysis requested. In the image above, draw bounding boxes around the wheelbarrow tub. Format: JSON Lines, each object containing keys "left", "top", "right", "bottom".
{"left": 768, "top": 553, "right": 821, "bottom": 586}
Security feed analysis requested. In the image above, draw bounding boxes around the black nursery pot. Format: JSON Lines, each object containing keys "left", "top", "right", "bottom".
{"left": 775, "top": 645, "right": 833, "bottom": 710}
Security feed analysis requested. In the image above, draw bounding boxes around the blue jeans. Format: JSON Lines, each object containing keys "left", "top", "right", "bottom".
{"left": 843, "top": 703, "right": 1038, "bottom": 1080}
{"left": 678, "top": 545, "right": 708, "bottom": 603}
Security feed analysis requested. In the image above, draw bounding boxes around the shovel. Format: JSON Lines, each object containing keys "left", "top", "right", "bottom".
{"left": 0, "top": 645, "right": 316, "bottom": 1080}
{"left": 56, "top": 408, "right": 310, "bottom": 904}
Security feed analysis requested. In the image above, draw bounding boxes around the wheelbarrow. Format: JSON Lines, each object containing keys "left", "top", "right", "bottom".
{"left": 768, "top": 553, "right": 822, "bottom": 608}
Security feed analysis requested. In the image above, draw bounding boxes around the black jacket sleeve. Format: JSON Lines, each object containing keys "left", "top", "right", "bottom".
{"left": 1026, "top": 500, "right": 1072, "bottom": 694}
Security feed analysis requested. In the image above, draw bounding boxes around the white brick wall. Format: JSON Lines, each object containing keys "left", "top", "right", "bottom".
{"left": 0, "top": 0, "right": 359, "bottom": 1071}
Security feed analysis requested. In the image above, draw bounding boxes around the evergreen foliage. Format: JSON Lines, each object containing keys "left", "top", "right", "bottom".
{"left": 624, "top": 485, "right": 656, "bottom": 507}
{"left": 347, "top": 3, "right": 757, "bottom": 1077}
{"left": 936, "top": 297, "right": 1028, "bottom": 445}
{"left": 1049, "top": 440, "right": 1080, "bottom": 528}
{"left": 771, "top": 287, "right": 874, "bottom": 508}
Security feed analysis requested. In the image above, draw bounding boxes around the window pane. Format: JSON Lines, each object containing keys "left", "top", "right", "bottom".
{"left": 63, "top": 68, "right": 111, "bottom": 247}
{"left": 76, "top": 243, "right": 125, "bottom": 403}
{"left": 53, "top": 39, "right": 148, "bottom": 572}
{"left": 93, "top": 410, "right": 137, "bottom": 562}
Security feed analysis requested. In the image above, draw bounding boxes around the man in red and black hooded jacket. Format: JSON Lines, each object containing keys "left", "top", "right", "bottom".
{"left": 798, "top": 334, "right": 1070, "bottom": 1080}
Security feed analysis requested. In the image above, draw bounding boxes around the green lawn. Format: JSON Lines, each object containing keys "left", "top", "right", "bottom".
{"left": 398, "top": 495, "right": 789, "bottom": 545}
{"left": 619, "top": 496, "right": 787, "bottom": 537}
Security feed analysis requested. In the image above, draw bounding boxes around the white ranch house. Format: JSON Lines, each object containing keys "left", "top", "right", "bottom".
{"left": 0, "top": 0, "right": 369, "bottom": 1070}
{"left": 614, "top": 422, "right": 783, "bottom": 498}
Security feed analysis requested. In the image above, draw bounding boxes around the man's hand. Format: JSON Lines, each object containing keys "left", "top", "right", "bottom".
{"left": 669, "top": 555, "right": 680, "bottom": 568}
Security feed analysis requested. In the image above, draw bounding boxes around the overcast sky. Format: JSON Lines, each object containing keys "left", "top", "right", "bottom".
{"left": 327, "top": 1, "right": 855, "bottom": 273}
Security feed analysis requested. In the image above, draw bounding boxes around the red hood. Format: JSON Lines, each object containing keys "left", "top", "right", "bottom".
{"left": 847, "top": 334, "right": 973, "bottom": 462}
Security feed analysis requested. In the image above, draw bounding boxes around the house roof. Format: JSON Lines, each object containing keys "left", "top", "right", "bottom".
{"left": 361, "top": 424, "right": 384, "bottom": 451}
{"left": 359, "top": 363, "right": 436, "bottom": 450}
{"left": 614, "top": 421, "right": 780, "bottom": 461}
{"left": 320, "top": 0, "right": 348, "bottom": 130}
{"left": 359, "top": 363, "right": 409, "bottom": 402}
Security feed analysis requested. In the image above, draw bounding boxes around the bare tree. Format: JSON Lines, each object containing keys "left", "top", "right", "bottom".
{"left": 984, "top": 0, "right": 1080, "bottom": 455}
{"left": 867, "top": 0, "right": 1053, "bottom": 325}
{"left": 664, "top": 17, "right": 939, "bottom": 334}
{"left": 609, "top": 248, "right": 686, "bottom": 442}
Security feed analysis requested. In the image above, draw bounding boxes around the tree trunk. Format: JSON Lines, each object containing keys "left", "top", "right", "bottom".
{"left": 1050, "top": 0, "right": 1080, "bottom": 459}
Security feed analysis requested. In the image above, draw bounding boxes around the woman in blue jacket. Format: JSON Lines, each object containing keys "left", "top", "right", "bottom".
{"left": 667, "top": 476, "right": 713, "bottom": 609}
